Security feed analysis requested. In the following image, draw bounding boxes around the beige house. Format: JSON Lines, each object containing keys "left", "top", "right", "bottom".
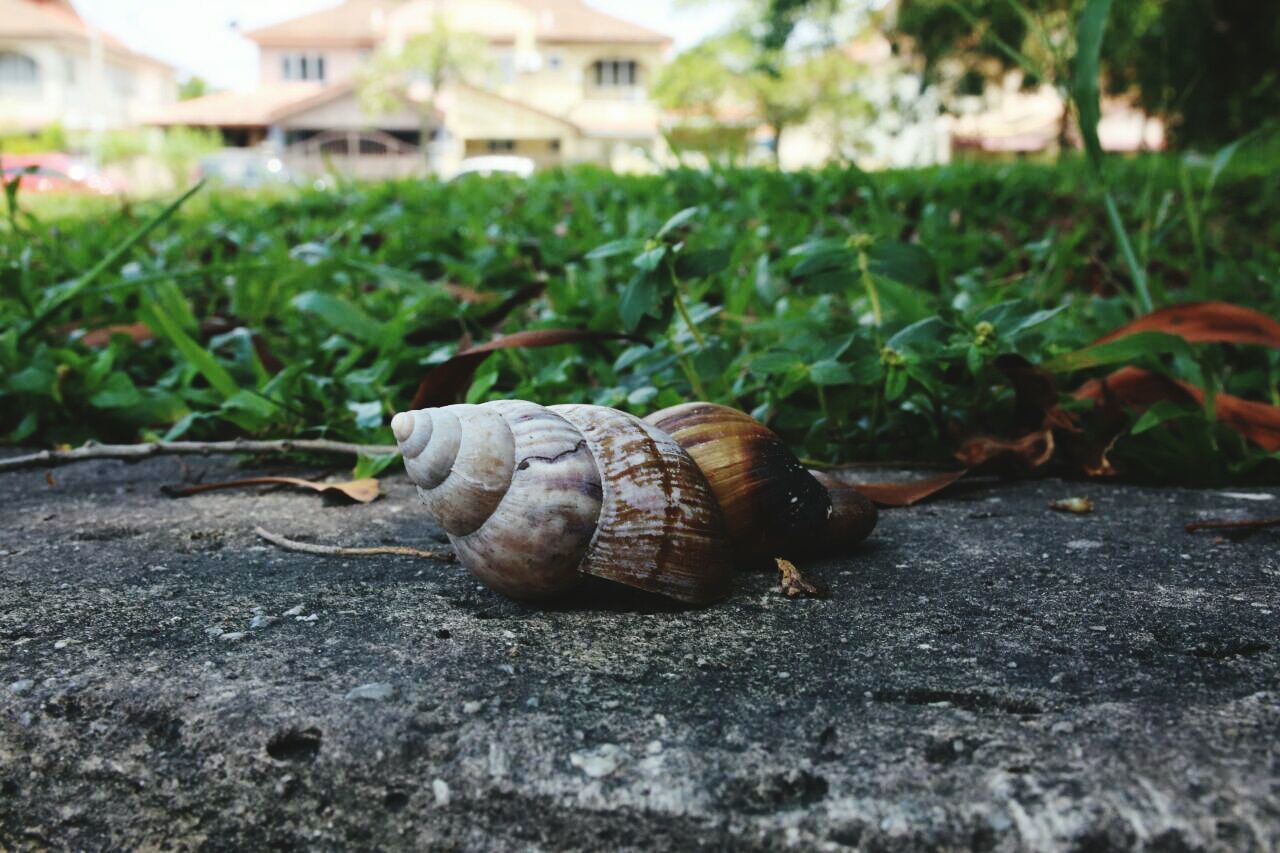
{"left": 152, "top": 0, "right": 671, "bottom": 177}
{"left": 0, "top": 0, "right": 174, "bottom": 133}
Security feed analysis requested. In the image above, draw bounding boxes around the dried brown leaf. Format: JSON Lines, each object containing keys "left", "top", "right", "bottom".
{"left": 163, "top": 476, "right": 381, "bottom": 504}
{"left": 410, "top": 328, "right": 644, "bottom": 409}
{"left": 815, "top": 469, "right": 968, "bottom": 508}
{"left": 1074, "top": 366, "right": 1280, "bottom": 452}
{"left": 1093, "top": 301, "right": 1280, "bottom": 349}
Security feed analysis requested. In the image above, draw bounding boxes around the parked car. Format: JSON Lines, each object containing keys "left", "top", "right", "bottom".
{"left": 197, "top": 150, "right": 295, "bottom": 188}
{"left": 452, "top": 155, "right": 536, "bottom": 179}
{"left": 0, "top": 153, "right": 119, "bottom": 195}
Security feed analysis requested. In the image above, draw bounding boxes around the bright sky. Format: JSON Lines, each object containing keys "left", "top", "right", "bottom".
{"left": 71, "top": 0, "right": 737, "bottom": 90}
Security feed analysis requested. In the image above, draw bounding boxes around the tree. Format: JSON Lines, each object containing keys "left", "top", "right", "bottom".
{"left": 178, "top": 76, "right": 211, "bottom": 101}
{"left": 1114, "top": 0, "right": 1280, "bottom": 148}
{"left": 767, "top": 0, "right": 1278, "bottom": 148}
{"left": 653, "top": 29, "right": 866, "bottom": 165}
{"left": 892, "top": 0, "right": 1084, "bottom": 146}
{"left": 355, "top": 16, "right": 492, "bottom": 169}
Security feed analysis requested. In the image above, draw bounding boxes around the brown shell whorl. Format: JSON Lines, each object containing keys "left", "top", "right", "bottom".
{"left": 552, "top": 404, "right": 733, "bottom": 604}
{"left": 645, "top": 402, "right": 834, "bottom": 554}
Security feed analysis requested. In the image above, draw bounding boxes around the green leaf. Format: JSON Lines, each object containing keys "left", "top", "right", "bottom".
{"left": 750, "top": 351, "right": 805, "bottom": 376}
{"left": 139, "top": 297, "right": 240, "bottom": 400}
{"left": 884, "top": 367, "right": 908, "bottom": 401}
{"left": 657, "top": 207, "right": 699, "bottom": 238}
{"left": 674, "top": 248, "right": 731, "bottom": 279}
{"left": 465, "top": 360, "right": 500, "bottom": 404}
{"left": 1041, "top": 332, "right": 1193, "bottom": 373}
{"left": 352, "top": 452, "right": 400, "bottom": 479}
{"left": 6, "top": 410, "right": 38, "bottom": 443}
{"left": 618, "top": 272, "right": 660, "bottom": 332}
{"left": 632, "top": 246, "right": 667, "bottom": 272}
{"left": 1073, "top": 0, "right": 1113, "bottom": 172}
{"left": 586, "top": 238, "right": 645, "bottom": 260}
{"left": 347, "top": 400, "right": 385, "bottom": 429}
{"left": 1130, "top": 399, "right": 1201, "bottom": 435}
{"left": 868, "top": 241, "right": 936, "bottom": 288}
{"left": 222, "top": 389, "right": 280, "bottom": 419}
{"left": 808, "top": 359, "right": 855, "bottom": 386}
{"left": 627, "top": 386, "right": 659, "bottom": 406}
{"left": 5, "top": 364, "right": 55, "bottom": 395}
{"left": 292, "top": 291, "right": 385, "bottom": 344}
{"left": 886, "top": 317, "right": 948, "bottom": 353}
{"left": 88, "top": 372, "right": 142, "bottom": 409}
{"left": 791, "top": 249, "right": 851, "bottom": 278}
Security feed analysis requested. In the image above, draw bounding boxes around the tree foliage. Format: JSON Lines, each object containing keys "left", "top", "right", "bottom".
{"left": 356, "top": 17, "right": 492, "bottom": 148}
{"left": 653, "top": 29, "right": 866, "bottom": 163}
{"left": 764, "top": 0, "right": 1278, "bottom": 148}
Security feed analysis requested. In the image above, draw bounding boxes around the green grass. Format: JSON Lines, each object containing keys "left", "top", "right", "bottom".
{"left": 2, "top": 155, "right": 1278, "bottom": 482}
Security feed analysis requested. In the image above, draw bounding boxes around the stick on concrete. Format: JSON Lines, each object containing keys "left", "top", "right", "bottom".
{"left": 0, "top": 439, "right": 399, "bottom": 474}
{"left": 254, "top": 526, "right": 454, "bottom": 562}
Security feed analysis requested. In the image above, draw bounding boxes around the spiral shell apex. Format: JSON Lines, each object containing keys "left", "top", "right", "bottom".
{"left": 394, "top": 402, "right": 732, "bottom": 603}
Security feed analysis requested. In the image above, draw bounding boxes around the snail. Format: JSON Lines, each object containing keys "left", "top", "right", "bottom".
{"left": 391, "top": 400, "right": 876, "bottom": 604}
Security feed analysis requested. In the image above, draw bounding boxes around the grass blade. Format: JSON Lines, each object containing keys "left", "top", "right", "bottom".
{"left": 139, "top": 295, "right": 240, "bottom": 400}
{"left": 20, "top": 181, "right": 205, "bottom": 341}
{"left": 1072, "top": 0, "right": 1111, "bottom": 172}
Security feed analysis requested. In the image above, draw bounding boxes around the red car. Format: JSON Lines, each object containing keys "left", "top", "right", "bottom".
{"left": 0, "top": 153, "right": 120, "bottom": 195}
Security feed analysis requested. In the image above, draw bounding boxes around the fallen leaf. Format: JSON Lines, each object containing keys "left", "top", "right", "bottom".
{"left": 162, "top": 476, "right": 380, "bottom": 504}
{"left": 815, "top": 469, "right": 968, "bottom": 508}
{"left": 1049, "top": 496, "right": 1094, "bottom": 514}
{"left": 776, "top": 558, "right": 829, "bottom": 598}
{"left": 76, "top": 322, "right": 153, "bottom": 347}
{"left": 410, "top": 328, "right": 645, "bottom": 409}
{"left": 1074, "top": 366, "right": 1280, "bottom": 452}
{"left": 956, "top": 429, "right": 1056, "bottom": 470}
{"left": 442, "top": 282, "right": 501, "bottom": 304}
{"left": 404, "top": 282, "right": 547, "bottom": 346}
{"left": 1093, "top": 301, "right": 1280, "bottom": 349}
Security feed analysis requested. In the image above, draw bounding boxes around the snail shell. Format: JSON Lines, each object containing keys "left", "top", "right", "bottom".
{"left": 647, "top": 402, "right": 877, "bottom": 555}
{"left": 392, "top": 401, "right": 732, "bottom": 603}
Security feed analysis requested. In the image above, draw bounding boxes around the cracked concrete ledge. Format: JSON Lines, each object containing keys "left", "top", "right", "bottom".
{"left": 1, "top": 455, "right": 1277, "bottom": 851}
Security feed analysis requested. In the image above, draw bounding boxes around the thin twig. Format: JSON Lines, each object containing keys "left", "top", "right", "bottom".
{"left": 254, "top": 527, "right": 454, "bottom": 561}
{"left": 1185, "top": 517, "right": 1280, "bottom": 534}
{"left": 0, "top": 439, "right": 399, "bottom": 474}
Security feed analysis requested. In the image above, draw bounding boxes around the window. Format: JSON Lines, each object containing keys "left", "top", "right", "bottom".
{"left": 282, "top": 53, "right": 326, "bottom": 82}
{"left": 108, "top": 66, "right": 135, "bottom": 96}
{"left": 486, "top": 140, "right": 516, "bottom": 153}
{"left": 592, "top": 59, "right": 638, "bottom": 88}
{"left": 0, "top": 52, "right": 39, "bottom": 88}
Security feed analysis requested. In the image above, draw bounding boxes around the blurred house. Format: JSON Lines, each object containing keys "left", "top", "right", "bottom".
{"left": 950, "top": 71, "right": 1165, "bottom": 156}
{"left": 777, "top": 33, "right": 950, "bottom": 172}
{"left": 150, "top": 0, "right": 671, "bottom": 178}
{"left": 0, "top": 0, "right": 175, "bottom": 133}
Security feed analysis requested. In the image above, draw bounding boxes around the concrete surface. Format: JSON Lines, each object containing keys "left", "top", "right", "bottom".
{"left": 1, "top": 455, "right": 1277, "bottom": 851}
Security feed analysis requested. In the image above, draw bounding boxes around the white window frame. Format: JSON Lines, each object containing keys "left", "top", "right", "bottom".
{"left": 0, "top": 51, "right": 40, "bottom": 89}
{"left": 282, "top": 53, "right": 327, "bottom": 82}
{"left": 592, "top": 59, "right": 639, "bottom": 88}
